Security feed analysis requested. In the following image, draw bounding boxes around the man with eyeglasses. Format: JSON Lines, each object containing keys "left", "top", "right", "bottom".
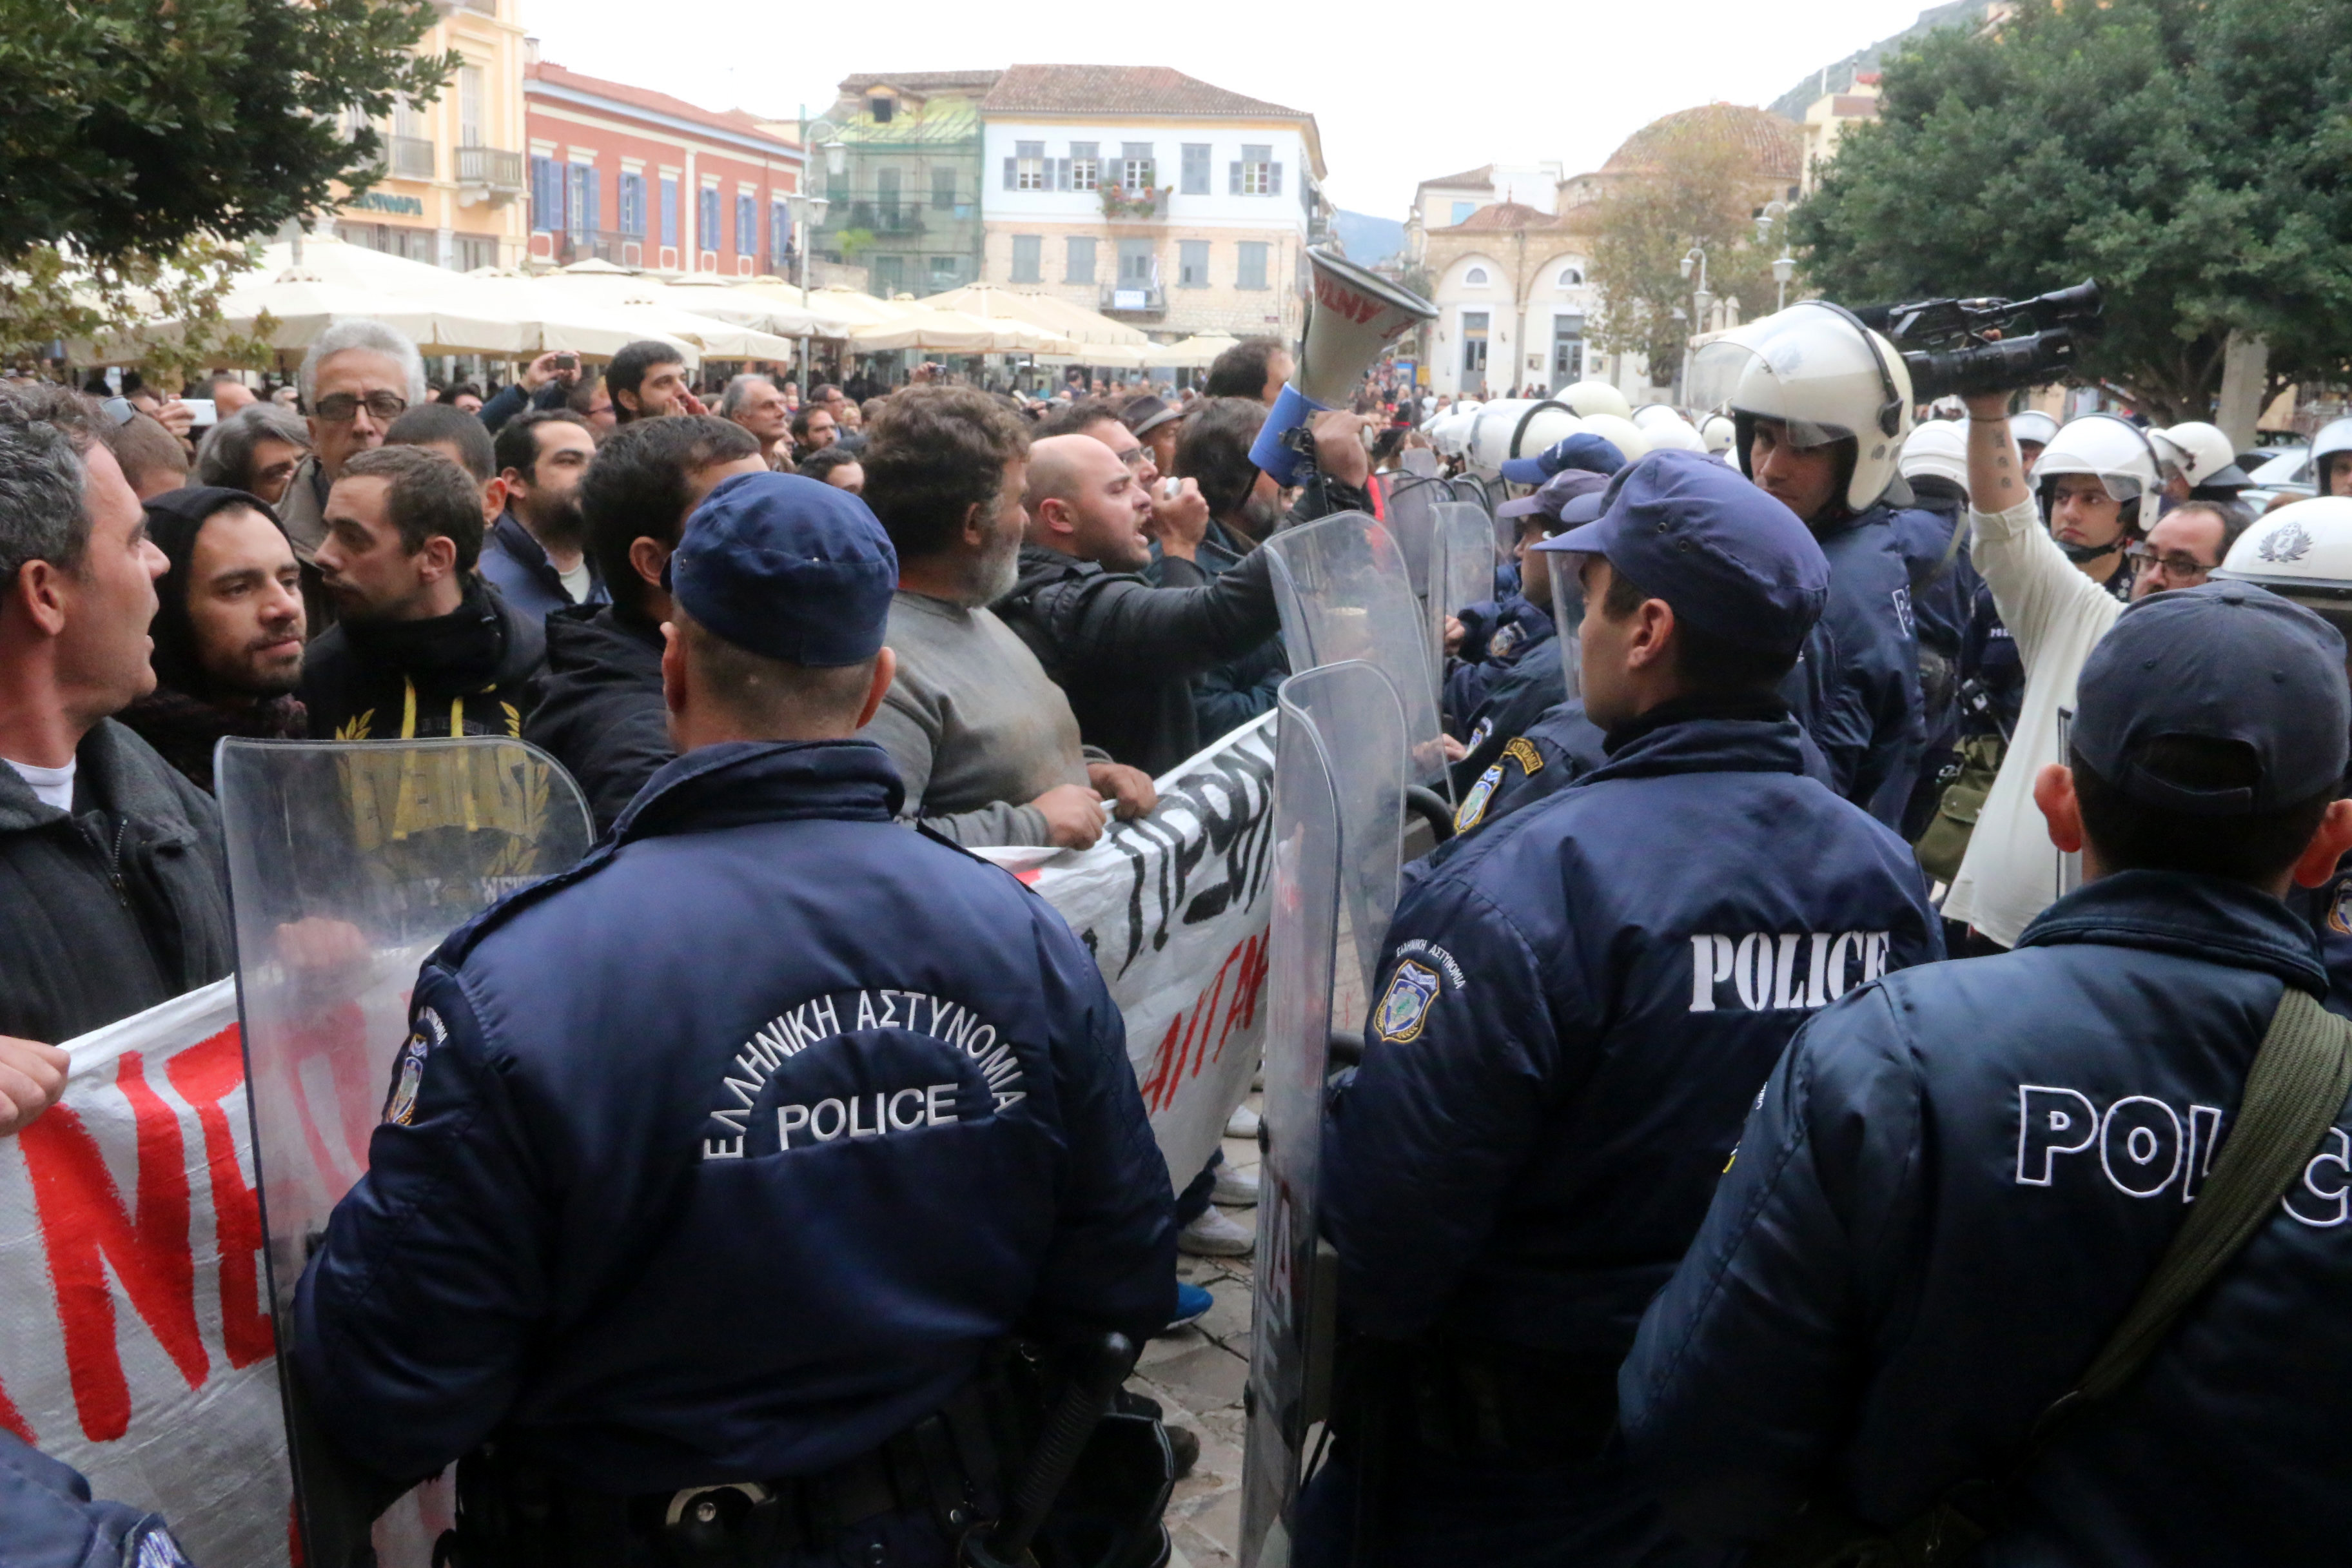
{"left": 278, "top": 320, "right": 425, "bottom": 634}
{"left": 2126, "top": 500, "right": 2250, "bottom": 602}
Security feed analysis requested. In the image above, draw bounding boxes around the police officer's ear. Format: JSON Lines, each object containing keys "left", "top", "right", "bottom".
{"left": 2291, "top": 798, "right": 2352, "bottom": 889}
{"left": 854, "top": 647, "right": 897, "bottom": 732}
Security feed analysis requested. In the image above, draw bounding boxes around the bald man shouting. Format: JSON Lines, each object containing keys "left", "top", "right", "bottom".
{"left": 995, "top": 434, "right": 1285, "bottom": 774}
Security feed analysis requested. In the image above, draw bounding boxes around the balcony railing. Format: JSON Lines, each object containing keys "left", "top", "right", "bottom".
{"left": 385, "top": 135, "right": 434, "bottom": 179}
{"left": 456, "top": 145, "right": 525, "bottom": 193}
{"left": 554, "top": 230, "right": 645, "bottom": 268}
{"left": 1100, "top": 284, "right": 1167, "bottom": 315}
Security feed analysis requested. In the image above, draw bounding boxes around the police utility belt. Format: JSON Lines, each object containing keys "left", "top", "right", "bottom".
{"left": 444, "top": 1359, "right": 1032, "bottom": 1567}
{"left": 1340, "top": 1335, "right": 1623, "bottom": 1463}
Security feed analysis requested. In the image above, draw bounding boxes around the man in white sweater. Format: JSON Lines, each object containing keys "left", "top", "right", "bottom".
{"left": 1942, "top": 409, "right": 2160, "bottom": 947}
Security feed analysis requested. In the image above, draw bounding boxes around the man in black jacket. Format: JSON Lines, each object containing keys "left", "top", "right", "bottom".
{"left": 0, "top": 383, "right": 234, "bottom": 1098}
{"left": 300, "top": 445, "right": 543, "bottom": 740}
{"left": 996, "top": 433, "right": 1281, "bottom": 778}
{"left": 524, "top": 415, "right": 767, "bottom": 830}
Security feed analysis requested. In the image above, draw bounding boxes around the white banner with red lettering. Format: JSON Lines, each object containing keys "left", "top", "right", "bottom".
{"left": 0, "top": 715, "right": 1278, "bottom": 1567}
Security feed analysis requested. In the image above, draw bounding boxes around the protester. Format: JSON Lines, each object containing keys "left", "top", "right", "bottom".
{"left": 385, "top": 401, "right": 502, "bottom": 529}
{"left": 438, "top": 383, "right": 485, "bottom": 416}
{"left": 791, "top": 403, "right": 839, "bottom": 455}
{"left": 1168, "top": 397, "right": 1288, "bottom": 734}
{"left": 718, "top": 372, "right": 794, "bottom": 469}
{"left": 607, "top": 339, "right": 700, "bottom": 424}
{"left": 193, "top": 402, "right": 310, "bottom": 505}
{"left": 1123, "top": 392, "right": 1184, "bottom": 476}
{"left": 797, "top": 446, "right": 864, "bottom": 494}
{"left": 857, "top": 387, "right": 1150, "bottom": 848}
{"left": 1622, "top": 580, "right": 2352, "bottom": 1566}
{"left": 280, "top": 319, "right": 425, "bottom": 563}
{"left": 476, "top": 349, "right": 583, "bottom": 434}
{"left": 481, "top": 409, "right": 603, "bottom": 620}
{"left": 2124, "top": 498, "right": 2246, "bottom": 598}
{"left": 1042, "top": 396, "right": 1213, "bottom": 560}
{"left": 104, "top": 411, "right": 191, "bottom": 500}
{"left": 523, "top": 415, "right": 766, "bottom": 830}
{"left": 567, "top": 369, "right": 616, "bottom": 437}
{"left": 119, "top": 489, "right": 306, "bottom": 793}
{"left": 0, "top": 382, "right": 233, "bottom": 1057}
{"left": 1204, "top": 338, "right": 1291, "bottom": 406}
{"left": 998, "top": 433, "right": 1282, "bottom": 778}
{"left": 299, "top": 445, "right": 542, "bottom": 740}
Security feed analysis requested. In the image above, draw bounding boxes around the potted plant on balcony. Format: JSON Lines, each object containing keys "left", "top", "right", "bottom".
{"left": 1099, "top": 184, "right": 1170, "bottom": 220}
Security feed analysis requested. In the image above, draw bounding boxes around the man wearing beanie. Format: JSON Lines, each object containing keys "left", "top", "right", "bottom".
{"left": 121, "top": 487, "right": 308, "bottom": 793}
{"left": 1297, "top": 450, "right": 1945, "bottom": 1566}
{"left": 293, "top": 472, "right": 1176, "bottom": 1568}
{"left": 1624, "top": 581, "right": 2352, "bottom": 1565}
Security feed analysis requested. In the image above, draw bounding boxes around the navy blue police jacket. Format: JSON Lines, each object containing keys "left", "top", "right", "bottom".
{"left": 1620, "top": 870, "right": 2352, "bottom": 1564}
{"left": 1444, "top": 595, "right": 1554, "bottom": 739}
{"left": 1446, "top": 636, "right": 1567, "bottom": 796}
{"left": 292, "top": 740, "right": 1176, "bottom": 1493}
{"left": 1322, "top": 709, "right": 1943, "bottom": 1356}
{"left": 1779, "top": 504, "right": 1925, "bottom": 830}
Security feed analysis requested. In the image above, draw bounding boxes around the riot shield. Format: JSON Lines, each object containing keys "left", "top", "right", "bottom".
{"left": 1240, "top": 661, "right": 1409, "bottom": 1568}
{"left": 1428, "top": 500, "right": 1497, "bottom": 691}
{"left": 1377, "top": 470, "right": 1444, "bottom": 600}
{"left": 217, "top": 737, "right": 594, "bottom": 1568}
{"left": 1264, "top": 511, "right": 1447, "bottom": 789}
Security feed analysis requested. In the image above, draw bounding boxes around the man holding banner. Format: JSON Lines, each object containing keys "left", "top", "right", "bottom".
{"left": 291, "top": 473, "right": 1176, "bottom": 1567}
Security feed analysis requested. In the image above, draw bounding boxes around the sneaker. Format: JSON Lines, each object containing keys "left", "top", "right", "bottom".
{"left": 1210, "top": 1164, "right": 1260, "bottom": 1208}
{"left": 1159, "top": 1280, "right": 1214, "bottom": 1335}
{"left": 1168, "top": 1424, "right": 1202, "bottom": 1480}
{"left": 1177, "top": 1207, "right": 1255, "bottom": 1257}
{"left": 1224, "top": 1104, "right": 1261, "bottom": 1140}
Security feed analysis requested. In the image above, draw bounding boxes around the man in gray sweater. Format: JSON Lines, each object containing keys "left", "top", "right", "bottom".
{"left": 860, "top": 387, "right": 1155, "bottom": 848}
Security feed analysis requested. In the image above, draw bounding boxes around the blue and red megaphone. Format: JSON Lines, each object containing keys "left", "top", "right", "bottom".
{"left": 1250, "top": 248, "right": 1438, "bottom": 487}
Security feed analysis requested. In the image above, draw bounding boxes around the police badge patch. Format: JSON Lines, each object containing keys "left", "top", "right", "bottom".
{"left": 1375, "top": 961, "right": 1442, "bottom": 1043}
{"left": 1454, "top": 765, "right": 1502, "bottom": 833}
{"left": 383, "top": 1006, "right": 444, "bottom": 1126}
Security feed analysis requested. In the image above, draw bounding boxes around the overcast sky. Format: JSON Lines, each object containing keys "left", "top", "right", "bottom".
{"left": 519, "top": 0, "right": 1934, "bottom": 219}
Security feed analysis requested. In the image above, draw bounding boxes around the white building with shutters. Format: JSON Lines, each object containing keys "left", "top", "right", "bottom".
{"left": 977, "top": 64, "right": 1328, "bottom": 340}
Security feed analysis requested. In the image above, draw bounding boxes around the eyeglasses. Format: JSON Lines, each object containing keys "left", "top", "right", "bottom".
{"left": 1112, "top": 446, "right": 1150, "bottom": 470}
{"left": 2124, "top": 542, "right": 2210, "bottom": 583}
{"left": 311, "top": 391, "right": 409, "bottom": 422}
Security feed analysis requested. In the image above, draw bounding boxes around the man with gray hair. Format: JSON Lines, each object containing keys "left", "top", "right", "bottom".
{"left": 718, "top": 372, "right": 794, "bottom": 470}
{"left": 0, "top": 382, "right": 235, "bottom": 1130}
{"left": 194, "top": 402, "right": 311, "bottom": 507}
{"left": 280, "top": 318, "right": 427, "bottom": 631}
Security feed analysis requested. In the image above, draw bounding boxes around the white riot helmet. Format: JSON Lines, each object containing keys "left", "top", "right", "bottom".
{"left": 2310, "top": 416, "right": 2352, "bottom": 497}
{"left": 2010, "top": 410, "right": 2061, "bottom": 451}
{"left": 2033, "top": 414, "right": 2161, "bottom": 540}
{"left": 1559, "top": 380, "right": 1633, "bottom": 420}
{"left": 1687, "top": 300, "right": 1915, "bottom": 516}
{"left": 2150, "top": 420, "right": 2251, "bottom": 493}
{"left": 2212, "top": 496, "right": 2352, "bottom": 643}
{"left": 1700, "top": 415, "right": 1736, "bottom": 454}
{"left": 1898, "top": 419, "right": 1970, "bottom": 495}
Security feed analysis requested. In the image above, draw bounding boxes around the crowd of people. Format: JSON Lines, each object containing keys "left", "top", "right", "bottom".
{"left": 3, "top": 288, "right": 2351, "bottom": 1568}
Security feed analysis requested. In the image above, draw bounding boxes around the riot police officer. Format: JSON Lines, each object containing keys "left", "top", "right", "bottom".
{"left": 292, "top": 473, "right": 1177, "bottom": 1565}
{"left": 1622, "top": 580, "right": 2352, "bottom": 1565}
{"left": 1690, "top": 302, "right": 1933, "bottom": 829}
{"left": 1295, "top": 451, "right": 1945, "bottom": 1567}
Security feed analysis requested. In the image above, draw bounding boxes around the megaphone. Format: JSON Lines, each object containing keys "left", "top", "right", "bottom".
{"left": 1251, "top": 248, "right": 1438, "bottom": 486}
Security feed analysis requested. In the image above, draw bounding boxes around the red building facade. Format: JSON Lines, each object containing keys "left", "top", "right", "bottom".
{"left": 523, "top": 59, "right": 805, "bottom": 275}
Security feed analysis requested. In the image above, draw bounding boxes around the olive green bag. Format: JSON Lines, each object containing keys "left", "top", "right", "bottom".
{"left": 1913, "top": 734, "right": 2004, "bottom": 885}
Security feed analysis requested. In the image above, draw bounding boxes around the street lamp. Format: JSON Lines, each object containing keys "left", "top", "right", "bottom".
{"left": 824, "top": 138, "right": 848, "bottom": 179}
{"left": 1755, "top": 199, "right": 1788, "bottom": 246}
{"left": 1772, "top": 252, "right": 1796, "bottom": 311}
{"left": 1681, "top": 244, "right": 1711, "bottom": 333}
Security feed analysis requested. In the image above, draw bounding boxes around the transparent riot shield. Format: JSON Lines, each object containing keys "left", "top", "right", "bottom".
{"left": 1428, "top": 500, "right": 1497, "bottom": 693}
{"left": 1264, "top": 511, "right": 1447, "bottom": 789}
{"left": 216, "top": 737, "right": 594, "bottom": 1568}
{"left": 2055, "top": 706, "right": 2082, "bottom": 896}
{"left": 1241, "top": 661, "right": 1409, "bottom": 1568}
{"left": 1377, "top": 471, "right": 1444, "bottom": 600}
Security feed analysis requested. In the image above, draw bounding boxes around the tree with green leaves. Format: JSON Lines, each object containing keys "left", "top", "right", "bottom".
{"left": 1794, "top": 0, "right": 2352, "bottom": 424}
{"left": 1590, "top": 112, "right": 1794, "bottom": 391}
{"left": 0, "top": 0, "right": 458, "bottom": 378}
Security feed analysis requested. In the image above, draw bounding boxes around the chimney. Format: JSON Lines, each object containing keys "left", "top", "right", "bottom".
{"left": 523, "top": 35, "right": 540, "bottom": 65}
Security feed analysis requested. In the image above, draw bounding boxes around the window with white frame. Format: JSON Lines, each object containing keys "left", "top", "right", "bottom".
{"left": 1464, "top": 266, "right": 1490, "bottom": 286}
{"left": 1239, "top": 144, "right": 1274, "bottom": 196}
{"left": 1015, "top": 141, "right": 1046, "bottom": 191}
{"left": 1558, "top": 265, "right": 1583, "bottom": 286}
{"left": 1179, "top": 240, "right": 1209, "bottom": 288}
{"left": 1070, "top": 142, "right": 1099, "bottom": 191}
{"left": 1120, "top": 143, "right": 1154, "bottom": 191}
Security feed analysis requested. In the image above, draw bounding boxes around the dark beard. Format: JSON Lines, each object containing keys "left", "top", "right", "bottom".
{"left": 525, "top": 493, "right": 587, "bottom": 551}
{"left": 1230, "top": 492, "right": 1283, "bottom": 544}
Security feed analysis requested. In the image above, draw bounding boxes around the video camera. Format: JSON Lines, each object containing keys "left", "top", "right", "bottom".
{"left": 1855, "top": 279, "right": 2102, "bottom": 401}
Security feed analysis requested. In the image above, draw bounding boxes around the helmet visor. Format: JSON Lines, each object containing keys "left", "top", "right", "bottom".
{"left": 1544, "top": 545, "right": 1592, "bottom": 701}
{"left": 1688, "top": 304, "right": 1889, "bottom": 449}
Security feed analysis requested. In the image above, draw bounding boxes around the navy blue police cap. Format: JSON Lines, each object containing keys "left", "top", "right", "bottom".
{"left": 665, "top": 471, "right": 899, "bottom": 666}
{"left": 1531, "top": 449, "right": 1830, "bottom": 654}
{"left": 2073, "top": 580, "right": 2349, "bottom": 815}
{"left": 1495, "top": 467, "right": 1610, "bottom": 526}
{"left": 1498, "top": 431, "right": 1627, "bottom": 487}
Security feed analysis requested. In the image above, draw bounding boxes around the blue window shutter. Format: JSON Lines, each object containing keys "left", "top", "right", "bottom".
{"left": 1229, "top": 161, "right": 1241, "bottom": 195}
{"left": 1271, "top": 162, "right": 1282, "bottom": 196}
{"left": 661, "top": 178, "right": 678, "bottom": 246}
{"left": 1003, "top": 157, "right": 1017, "bottom": 190}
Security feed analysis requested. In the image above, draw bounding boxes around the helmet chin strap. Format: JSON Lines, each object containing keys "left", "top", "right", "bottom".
{"left": 2057, "top": 536, "right": 2124, "bottom": 564}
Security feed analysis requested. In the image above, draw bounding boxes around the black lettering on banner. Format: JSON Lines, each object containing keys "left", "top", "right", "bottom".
{"left": 1095, "top": 729, "right": 1277, "bottom": 976}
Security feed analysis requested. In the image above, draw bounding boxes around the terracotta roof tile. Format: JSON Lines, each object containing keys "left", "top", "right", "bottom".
{"left": 979, "top": 64, "right": 1306, "bottom": 119}
{"left": 528, "top": 62, "right": 802, "bottom": 152}
{"left": 838, "top": 70, "right": 1004, "bottom": 95}
{"left": 1599, "top": 103, "right": 1801, "bottom": 181}
{"left": 1418, "top": 164, "right": 1495, "bottom": 191}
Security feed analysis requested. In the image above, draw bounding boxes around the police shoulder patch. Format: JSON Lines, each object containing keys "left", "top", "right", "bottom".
{"left": 1502, "top": 736, "right": 1544, "bottom": 776}
{"left": 382, "top": 1006, "right": 444, "bottom": 1126}
{"left": 1464, "top": 716, "right": 1494, "bottom": 753}
{"left": 1453, "top": 766, "right": 1502, "bottom": 833}
{"left": 1375, "top": 960, "right": 1442, "bottom": 1043}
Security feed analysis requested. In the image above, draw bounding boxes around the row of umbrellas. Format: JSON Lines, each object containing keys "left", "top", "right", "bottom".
{"left": 77, "top": 237, "right": 1240, "bottom": 371}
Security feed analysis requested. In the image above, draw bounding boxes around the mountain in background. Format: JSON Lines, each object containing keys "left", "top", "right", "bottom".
{"left": 1767, "top": 0, "right": 1996, "bottom": 121}
{"left": 1335, "top": 210, "right": 1405, "bottom": 265}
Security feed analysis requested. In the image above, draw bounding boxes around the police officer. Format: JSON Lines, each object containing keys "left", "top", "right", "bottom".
{"left": 1295, "top": 451, "right": 1945, "bottom": 1567}
{"left": 1444, "top": 464, "right": 1611, "bottom": 743}
{"left": 1621, "top": 581, "right": 2352, "bottom": 1564}
{"left": 292, "top": 473, "right": 1177, "bottom": 1565}
{"left": 1694, "top": 302, "right": 1931, "bottom": 829}
{"left": 2311, "top": 415, "right": 2352, "bottom": 499}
